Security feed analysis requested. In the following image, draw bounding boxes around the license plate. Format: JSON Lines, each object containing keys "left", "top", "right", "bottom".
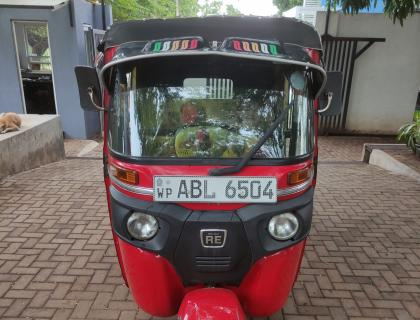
{"left": 153, "top": 176, "right": 277, "bottom": 203}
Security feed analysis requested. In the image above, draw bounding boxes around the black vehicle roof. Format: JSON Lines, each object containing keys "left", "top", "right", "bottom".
{"left": 102, "top": 16, "right": 322, "bottom": 50}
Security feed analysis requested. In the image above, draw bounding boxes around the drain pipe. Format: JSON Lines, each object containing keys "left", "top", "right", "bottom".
{"left": 101, "top": 0, "right": 106, "bottom": 30}
{"left": 324, "top": 0, "right": 331, "bottom": 37}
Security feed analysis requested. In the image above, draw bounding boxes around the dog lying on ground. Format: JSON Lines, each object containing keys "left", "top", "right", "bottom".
{"left": 0, "top": 113, "right": 22, "bottom": 134}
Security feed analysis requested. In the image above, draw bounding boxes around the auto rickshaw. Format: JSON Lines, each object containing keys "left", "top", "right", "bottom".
{"left": 75, "top": 16, "right": 342, "bottom": 320}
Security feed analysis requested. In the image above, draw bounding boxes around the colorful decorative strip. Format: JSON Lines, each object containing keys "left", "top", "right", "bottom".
{"left": 223, "top": 38, "right": 282, "bottom": 56}
{"left": 145, "top": 37, "right": 204, "bottom": 53}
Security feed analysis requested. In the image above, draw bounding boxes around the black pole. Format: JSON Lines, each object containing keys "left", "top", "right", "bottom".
{"left": 324, "top": 0, "right": 331, "bottom": 37}
{"left": 101, "top": 0, "right": 106, "bottom": 30}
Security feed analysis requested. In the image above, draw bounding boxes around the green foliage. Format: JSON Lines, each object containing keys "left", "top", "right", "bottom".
{"left": 272, "top": 0, "right": 303, "bottom": 13}
{"left": 397, "top": 119, "right": 420, "bottom": 152}
{"left": 200, "top": 1, "right": 242, "bottom": 16}
{"left": 225, "top": 4, "right": 242, "bottom": 15}
{"left": 106, "top": 0, "right": 201, "bottom": 21}
{"left": 200, "top": 0, "right": 223, "bottom": 15}
{"left": 333, "top": 0, "right": 420, "bottom": 25}
{"left": 107, "top": 0, "right": 243, "bottom": 22}
{"left": 179, "top": 0, "right": 201, "bottom": 16}
{"left": 272, "top": 0, "right": 420, "bottom": 25}
{"left": 105, "top": 0, "right": 141, "bottom": 21}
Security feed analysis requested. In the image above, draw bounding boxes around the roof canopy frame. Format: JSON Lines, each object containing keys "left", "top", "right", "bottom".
{"left": 101, "top": 16, "right": 323, "bottom": 51}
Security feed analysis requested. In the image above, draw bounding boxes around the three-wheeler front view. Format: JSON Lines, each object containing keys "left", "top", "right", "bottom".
{"left": 75, "top": 16, "right": 341, "bottom": 320}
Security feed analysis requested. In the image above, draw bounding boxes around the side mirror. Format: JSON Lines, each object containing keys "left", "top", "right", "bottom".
{"left": 74, "top": 66, "right": 104, "bottom": 111}
{"left": 318, "top": 71, "right": 343, "bottom": 116}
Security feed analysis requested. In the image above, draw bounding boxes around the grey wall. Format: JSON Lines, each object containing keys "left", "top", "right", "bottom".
{"left": 0, "top": 0, "right": 112, "bottom": 138}
{"left": 0, "top": 10, "right": 25, "bottom": 116}
{"left": 316, "top": 12, "right": 420, "bottom": 134}
{"left": 73, "top": 0, "right": 101, "bottom": 137}
{"left": 73, "top": 0, "right": 112, "bottom": 65}
{"left": 93, "top": 3, "right": 112, "bottom": 30}
{"left": 72, "top": 0, "right": 112, "bottom": 138}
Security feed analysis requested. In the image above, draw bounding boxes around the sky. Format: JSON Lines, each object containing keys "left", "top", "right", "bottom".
{"left": 223, "top": 0, "right": 278, "bottom": 16}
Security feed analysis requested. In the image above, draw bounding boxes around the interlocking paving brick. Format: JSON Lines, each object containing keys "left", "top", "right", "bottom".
{"left": 0, "top": 137, "right": 419, "bottom": 319}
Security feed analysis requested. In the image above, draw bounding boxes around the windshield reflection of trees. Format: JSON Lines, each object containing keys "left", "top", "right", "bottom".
{"left": 133, "top": 86, "right": 289, "bottom": 158}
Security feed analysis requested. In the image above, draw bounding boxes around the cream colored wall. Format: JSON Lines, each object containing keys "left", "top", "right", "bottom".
{"left": 316, "top": 12, "right": 420, "bottom": 134}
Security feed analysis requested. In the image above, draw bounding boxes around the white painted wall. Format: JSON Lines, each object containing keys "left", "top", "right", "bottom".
{"left": 316, "top": 12, "right": 420, "bottom": 134}
{"left": 283, "top": 6, "right": 324, "bottom": 25}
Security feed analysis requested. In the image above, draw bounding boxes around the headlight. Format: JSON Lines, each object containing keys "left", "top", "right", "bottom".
{"left": 268, "top": 213, "right": 299, "bottom": 240}
{"left": 127, "top": 212, "right": 158, "bottom": 240}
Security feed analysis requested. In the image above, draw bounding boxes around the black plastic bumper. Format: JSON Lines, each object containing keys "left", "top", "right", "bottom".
{"left": 110, "top": 186, "right": 313, "bottom": 285}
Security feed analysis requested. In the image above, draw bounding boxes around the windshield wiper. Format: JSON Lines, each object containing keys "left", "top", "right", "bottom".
{"left": 208, "top": 106, "right": 290, "bottom": 176}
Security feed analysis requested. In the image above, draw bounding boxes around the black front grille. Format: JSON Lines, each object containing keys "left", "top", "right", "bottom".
{"left": 195, "top": 256, "right": 232, "bottom": 271}
{"left": 174, "top": 211, "right": 251, "bottom": 285}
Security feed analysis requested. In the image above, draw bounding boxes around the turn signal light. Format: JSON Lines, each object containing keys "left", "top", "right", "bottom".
{"left": 109, "top": 164, "right": 139, "bottom": 185}
{"left": 288, "top": 167, "right": 312, "bottom": 186}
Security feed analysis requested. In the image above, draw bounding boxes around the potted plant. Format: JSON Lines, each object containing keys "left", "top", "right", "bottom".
{"left": 397, "top": 119, "right": 420, "bottom": 157}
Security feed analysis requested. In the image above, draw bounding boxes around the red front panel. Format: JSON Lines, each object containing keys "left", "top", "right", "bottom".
{"left": 233, "top": 240, "right": 306, "bottom": 317}
{"left": 178, "top": 288, "right": 246, "bottom": 320}
{"left": 118, "top": 239, "right": 186, "bottom": 316}
{"left": 115, "top": 236, "right": 305, "bottom": 317}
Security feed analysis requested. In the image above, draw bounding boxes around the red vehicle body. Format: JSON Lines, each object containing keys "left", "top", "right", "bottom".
{"left": 75, "top": 16, "right": 334, "bottom": 320}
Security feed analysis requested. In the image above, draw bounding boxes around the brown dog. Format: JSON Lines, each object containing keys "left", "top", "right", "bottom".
{"left": 0, "top": 113, "right": 22, "bottom": 134}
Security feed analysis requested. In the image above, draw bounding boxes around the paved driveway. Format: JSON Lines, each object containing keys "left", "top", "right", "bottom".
{"left": 0, "top": 137, "right": 419, "bottom": 320}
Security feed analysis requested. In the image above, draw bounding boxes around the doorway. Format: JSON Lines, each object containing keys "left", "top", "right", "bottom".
{"left": 12, "top": 21, "right": 57, "bottom": 114}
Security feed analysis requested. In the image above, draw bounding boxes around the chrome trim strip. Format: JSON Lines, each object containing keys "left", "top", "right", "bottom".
{"left": 277, "top": 168, "right": 314, "bottom": 196}
{"left": 110, "top": 174, "right": 312, "bottom": 199}
{"left": 276, "top": 178, "right": 312, "bottom": 196}
{"left": 109, "top": 174, "right": 153, "bottom": 195}
{"left": 100, "top": 50, "right": 327, "bottom": 99}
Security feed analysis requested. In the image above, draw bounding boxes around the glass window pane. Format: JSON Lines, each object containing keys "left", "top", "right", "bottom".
{"left": 24, "top": 24, "right": 51, "bottom": 72}
{"left": 108, "top": 56, "right": 314, "bottom": 160}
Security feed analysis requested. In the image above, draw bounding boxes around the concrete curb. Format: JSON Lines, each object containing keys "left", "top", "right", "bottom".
{"left": 361, "top": 143, "right": 407, "bottom": 162}
{"left": 77, "top": 140, "right": 99, "bottom": 157}
{"left": 368, "top": 148, "right": 420, "bottom": 182}
{"left": 0, "top": 115, "right": 65, "bottom": 180}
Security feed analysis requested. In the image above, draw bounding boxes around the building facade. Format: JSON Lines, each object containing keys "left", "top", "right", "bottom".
{"left": 0, "top": 0, "right": 112, "bottom": 138}
{"left": 282, "top": 0, "right": 324, "bottom": 26}
{"left": 316, "top": 12, "right": 420, "bottom": 134}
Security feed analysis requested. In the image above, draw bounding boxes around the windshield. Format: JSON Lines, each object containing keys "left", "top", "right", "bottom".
{"left": 108, "top": 56, "right": 314, "bottom": 160}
